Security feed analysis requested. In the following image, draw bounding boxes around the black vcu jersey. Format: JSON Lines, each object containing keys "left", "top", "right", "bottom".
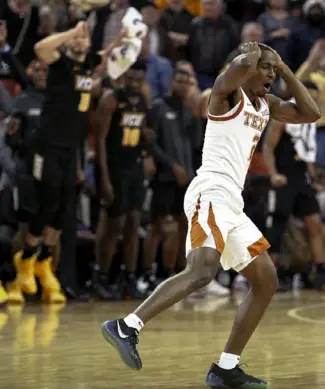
{"left": 267, "top": 120, "right": 319, "bottom": 253}
{"left": 26, "top": 52, "right": 100, "bottom": 236}
{"left": 104, "top": 89, "right": 148, "bottom": 217}
{"left": 37, "top": 52, "right": 101, "bottom": 148}
{"left": 106, "top": 89, "right": 147, "bottom": 170}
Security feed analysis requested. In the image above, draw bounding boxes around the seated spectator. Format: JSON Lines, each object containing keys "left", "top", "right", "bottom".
{"left": 155, "top": 0, "right": 202, "bottom": 16}
{"left": 141, "top": 35, "right": 173, "bottom": 99}
{"left": 159, "top": 0, "right": 194, "bottom": 62}
{"left": 187, "top": 0, "right": 239, "bottom": 90}
{"left": 287, "top": 0, "right": 325, "bottom": 72}
{"left": 0, "top": 0, "right": 48, "bottom": 67}
{"left": 257, "top": 0, "right": 296, "bottom": 64}
{"left": 296, "top": 39, "right": 325, "bottom": 167}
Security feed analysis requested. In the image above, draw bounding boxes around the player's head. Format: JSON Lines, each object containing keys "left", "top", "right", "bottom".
{"left": 29, "top": 59, "right": 47, "bottom": 90}
{"left": 124, "top": 60, "right": 147, "bottom": 93}
{"left": 245, "top": 46, "right": 277, "bottom": 98}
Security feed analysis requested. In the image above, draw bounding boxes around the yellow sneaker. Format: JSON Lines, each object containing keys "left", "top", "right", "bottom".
{"left": 35, "top": 258, "right": 61, "bottom": 293}
{"left": 41, "top": 290, "right": 67, "bottom": 304}
{"left": 14, "top": 251, "right": 37, "bottom": 295}
{"left": 0, "top": 282, "right": 8, "bottom": 306}
{"left": 7, "top": 281, "right": 25, "bottom": 304}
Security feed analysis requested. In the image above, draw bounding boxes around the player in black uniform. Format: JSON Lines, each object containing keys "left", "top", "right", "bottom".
{"left": 263, "top": 81, "right": 325, "bottom": 291}
{"left": 7, "top": 21, "right": 121, "bottom": 304}
{"left": 95, "top": 60, "right": 152, "bottom": 300}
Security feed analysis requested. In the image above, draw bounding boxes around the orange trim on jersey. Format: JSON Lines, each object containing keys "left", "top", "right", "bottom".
{"left": 247, "top": 236, "right": 270, "bottom": 258}
{"left": 264, "top": 96, "right": 270, "bottom": 106}
{"left": 190, "top": 196, "right": 208, "bottom": 249}
{"left": 208, "top": 203, "right": 225, "bottom": 254}
{"left": 207, "top": 92, "right": 245, "bottom": 122}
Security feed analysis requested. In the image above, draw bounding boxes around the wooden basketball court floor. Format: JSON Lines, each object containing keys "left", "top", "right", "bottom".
{"left": 1, "top": 291, "right": 325, "bottom": 389}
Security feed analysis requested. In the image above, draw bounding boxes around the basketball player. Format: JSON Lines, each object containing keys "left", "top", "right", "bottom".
{"left": 263, "top": 81, "right": 325, "bottom": 291}
{"left": 95, "top": 60, "right": 151, "bottom": 300}
{"left": 7, "top": 21, "right": 122, "bottom": 304}
{"left": 101, "top": 42, "right": 320, "bottom": 388}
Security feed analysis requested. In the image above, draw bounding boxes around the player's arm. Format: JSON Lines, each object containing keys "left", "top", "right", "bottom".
{"left": 266, "top": 53, "right": 321, "bottom": 124}
{"left": 262, "top": 119, "right": 287, "bottom": 187}
{"left": 95, "top": 90, "right": 117, "bottom": 201}
{"left": 210, "top": 42, "right": 261, "bottom": 101}
{"left": 34, "top": 21, "right": 87, "bottom": 64}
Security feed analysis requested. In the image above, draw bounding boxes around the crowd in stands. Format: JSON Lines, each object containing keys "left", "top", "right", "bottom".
{"left": 1, "top": 0, "right": 325, "bottom": 305}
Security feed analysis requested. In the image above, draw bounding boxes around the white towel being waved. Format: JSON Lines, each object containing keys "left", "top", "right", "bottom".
{"left": 107, "top": 7, "right": 148, "bottom": 80}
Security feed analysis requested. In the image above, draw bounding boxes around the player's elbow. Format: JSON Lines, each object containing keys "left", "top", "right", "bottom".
{"left": 305, "top": 107, "right": 321, "bottom": 123}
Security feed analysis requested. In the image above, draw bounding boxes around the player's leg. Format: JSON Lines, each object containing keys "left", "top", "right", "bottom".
{"left": 122, "top": 173, "right": 146, "bottom": 298}
{"left": 9, "top": 148, "right": 62, "bottom": 298}
{"left": 266, "top": 186, "right": 294, "bottom": 291}
{"left": 207, "top": 214, "right": 276, "bottom": 389}
{"left": 295, "top": 185, "right": 325, "bottom": 289}
{"left": 101, "top": 192, "right": 226, "bottom": 369}
{"left": 94, "top": 169, "right": 126, "bottom": 299}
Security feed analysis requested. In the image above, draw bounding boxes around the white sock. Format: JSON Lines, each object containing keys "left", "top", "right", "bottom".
{"left": 123, "top": 313, "right": 144, "bottom": 332}
{"left": 218, "top": 352, "right": 240, "bottom": 370}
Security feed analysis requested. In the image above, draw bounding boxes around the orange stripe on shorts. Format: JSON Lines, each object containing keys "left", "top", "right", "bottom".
{"left": 208, "top": 202, "right": 225, "bottom": 254}
{"left": 190, "top": 196, "right": 207, "bottom": 249}
{"left": 247, "top": 236, "right": 270, "bottom": 258}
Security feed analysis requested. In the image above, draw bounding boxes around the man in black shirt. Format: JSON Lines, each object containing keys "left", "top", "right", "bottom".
{"left": 263, "top": 81, "right": 325, "bottom": 291}
{"left": 137, "top": 67, "right": 202, "bottom": 294}
{"left": 95, "top": 61, "right": 152, "bottom": 300}
{"left": 8, "top": 21, "right": 119, "bottom": 304}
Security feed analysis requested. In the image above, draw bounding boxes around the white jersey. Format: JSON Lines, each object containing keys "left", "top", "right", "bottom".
{"left": 197, "top": 88, "right": 270, "bottom": 190}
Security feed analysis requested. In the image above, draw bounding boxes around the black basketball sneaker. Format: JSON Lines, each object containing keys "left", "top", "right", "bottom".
{"left": 101, "top": 319, "right": 142, "bottom": 370}
{"left": 206, "top": 363, "right": 267, "bottom": 388}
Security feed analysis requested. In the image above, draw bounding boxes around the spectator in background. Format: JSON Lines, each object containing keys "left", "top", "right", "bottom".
{"left": 287, "top": 0, "right": 325, "bottom": 72}
{"left": 159, "top": 0, "right": 194, "bottom": 62}
{"left": 88, "top": 0, "right": 129, "bottom": 52}
{"left": 0, "top": 20, "right": 29, "bottom": 96}
{"left": 257, "top": 0, "right": 296, "bottom": 64}
{"left": 95, "top": 61, "right": 151, "bottom": 300}
{"left": 296, "top": 39, "right": 325, "bottom": 167}
{"left": 138, "top": 65, "right": 201, "bottom": 294}
{"left": 0, "top": 0, "right": 47, "bottom": 67}
{"left": 224, "top": 22, "right": 264, "bottom": 65}
{"left": 141, "top": 35, "right": 173, "bottom": 99}
{"left": 141, "top": 0, "right": 176, "bottom": 61}
{"left": 187, "top": 0, "right": 238, "bottom": 90}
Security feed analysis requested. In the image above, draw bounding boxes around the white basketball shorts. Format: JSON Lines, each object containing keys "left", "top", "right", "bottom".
{"left": 184, "top": 174, "right": 270, "bottom": 272}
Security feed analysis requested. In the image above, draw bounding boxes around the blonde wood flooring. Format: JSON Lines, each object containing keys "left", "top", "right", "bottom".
{"left": 1, "top": 291, "right": 325, "bottom": 389}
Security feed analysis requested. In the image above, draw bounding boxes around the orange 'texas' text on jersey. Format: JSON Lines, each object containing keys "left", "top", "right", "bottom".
{"left": 198, "top": 88, "right": 270, "bottom": 190}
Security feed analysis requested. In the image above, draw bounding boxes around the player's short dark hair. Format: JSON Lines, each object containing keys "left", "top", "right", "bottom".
{"left": 130, "top": 60, "right": 147, "bottom": 72}
{"left": 302, "top": 80, "right": 319, "bottom": 91}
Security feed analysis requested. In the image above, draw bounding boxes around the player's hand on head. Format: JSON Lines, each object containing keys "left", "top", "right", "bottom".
{"left": 240, "top": 42, "right": 261, "bottom": 56}
{"left": 73, "top": 21, "right": 88, "bottom": 37}
{"left": 270, "top": 173, "right": 287, "bottom": 187}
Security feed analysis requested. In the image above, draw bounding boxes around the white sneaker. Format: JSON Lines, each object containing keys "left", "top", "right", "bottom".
{"left": 204, "top": 279, "right": 231, "bottom": 296}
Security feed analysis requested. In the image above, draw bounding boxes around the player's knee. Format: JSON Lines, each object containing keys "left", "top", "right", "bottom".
{"left": 160, "top": 215, "right": 179, "bottom": 236}
{"left": 186, "top": 248, "right": 220, "bottom": 289}
{"left": 251, "top": 253, "right": 278, "bottom": 296}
